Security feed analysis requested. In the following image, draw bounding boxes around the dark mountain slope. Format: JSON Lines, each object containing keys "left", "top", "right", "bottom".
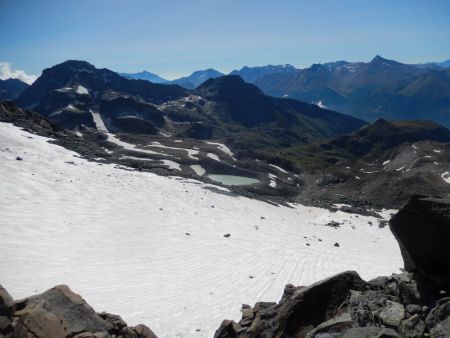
{"left": 15, "top": 60, "right": 188, "bottom": 131}
{"left": 16, "top": 60, "right": 187, "bottom": 109}
{"left": 0, "top": 78, "right": 29, "bottom": 100}
{"left": 162, "top": 75, "right": 368, "bottom": 151}
{"left": 323, "top": 119, "right": 450, "bottom": 157}
{"left": 197, "top": 75, "right": 365, "bottom": 136}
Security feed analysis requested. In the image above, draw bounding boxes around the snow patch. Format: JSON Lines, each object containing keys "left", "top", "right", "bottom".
{"left": 190, "top": 164, "right": 206, "bottom": 176}
{"left": 161, "top": 159, "right": 181, "bottom": 170}
{"left": 206, "top": 142, "right": 235, "bottom": 158}
{"left": 76, "top": 85, "right": 89, "bottom": 95}
{"left": 90, "top": 110, "right": 108, "bottom": 132}
{"left": 314, "top": 101, "right": 327, "bottom": 109}
{"left": 441, "top": 172, "right": 450, "bottom": 184}
{"left": 268, "top": 164, "right": 288, "bottom": 173}
{"left": 206, "top": 153, "right": 220, "bottom": 161}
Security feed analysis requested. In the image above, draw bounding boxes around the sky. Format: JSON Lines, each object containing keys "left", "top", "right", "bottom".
{"left": 1, "top": 0, "right": 450, "bottom": 81}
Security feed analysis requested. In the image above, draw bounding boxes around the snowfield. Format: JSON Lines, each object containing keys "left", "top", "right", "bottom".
{"left": 0, "top": 122, "right": 403, "bottom": 337}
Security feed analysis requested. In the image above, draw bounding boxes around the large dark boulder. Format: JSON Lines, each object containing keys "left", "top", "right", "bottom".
{"left": 389, "top": 195, "right": 450, "bottom": 291}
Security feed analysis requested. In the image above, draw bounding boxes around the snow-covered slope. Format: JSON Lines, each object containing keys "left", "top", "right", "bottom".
{"left": 0, "top": 122, "right": 403, "bottom": 337}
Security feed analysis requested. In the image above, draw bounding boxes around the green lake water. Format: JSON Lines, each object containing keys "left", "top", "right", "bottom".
{"left": 208, "top": 174, "right": 260, "bottom": 186}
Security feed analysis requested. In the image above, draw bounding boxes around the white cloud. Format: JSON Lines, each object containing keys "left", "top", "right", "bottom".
{"left": 0, "top": 62, "right": 38, "bottom": 85}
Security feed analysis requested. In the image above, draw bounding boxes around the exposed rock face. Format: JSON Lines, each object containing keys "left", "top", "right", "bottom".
{"left": 215, "top": 195, "right": 450, "bottom": 338}
{"left": 0, "top": 285, "right": 157, "bottom": 338}
{"left": 390, "top": 195, "right": 450, "bottom": 291}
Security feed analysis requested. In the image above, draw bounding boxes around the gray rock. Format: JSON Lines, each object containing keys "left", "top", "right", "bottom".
{"left": 214, "top": 320, "right": 241, "bottom": 338}
{"left": 377, "top": 300, "right": 405, "bottom": 328}
{"left": 429, "top": 316, "right": 450, "bottom": 337}
{"left": 399, "top": 314, "right": 426, "bottom": 338}
{"left": 426, "top": 297, "right": 450, "bottom": 336}
{"left": 405, "top": 304, "right": 422, "bottom": 316}
{"left": 342, "top": 327, "right": 401, "bottom": 337}
{"left": 349, "top": 289, "right": 394, "bottom": 327}
{"left": 305, "top": 313, "right": 353, "bottom": 338}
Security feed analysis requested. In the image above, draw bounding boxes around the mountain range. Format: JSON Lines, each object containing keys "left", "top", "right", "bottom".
{"left": 14, "top": 60, "right": 365, "bottom": 148}
{"left": 5, "top": 55, "right": 450, "bottom": 128}
{"left": 118, "top": 56, "right": 450, "bottom": 127}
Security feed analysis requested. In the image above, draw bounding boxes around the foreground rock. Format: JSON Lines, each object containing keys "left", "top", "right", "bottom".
{"left": 0, "top": 285, "right": 157, "bottom": 338}
{"left": 390, "top": 195, "right": 450, "bottom": 292}
{"left": 215, "top": 195, "right": 450, "bottom": 338}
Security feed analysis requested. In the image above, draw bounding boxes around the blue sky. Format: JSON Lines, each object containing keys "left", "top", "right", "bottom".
{"left": 1, "top": 0, "right": 450, "bottom": 79}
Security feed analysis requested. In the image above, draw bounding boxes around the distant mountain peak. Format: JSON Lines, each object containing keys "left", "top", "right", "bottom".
{"left": 52, "top": 60, "right": 96, "bottom": 72}
{"left": 120, "top": 70, "right": 168, "bottom": 84}
{"left": 197, "top": 75, "right": 247, "bottom": 90}
{"left": 369, "top": 55, "right": 399, "bottom": 66}
{"left": 168, "top": 68, "right": 224, "bottom": 89}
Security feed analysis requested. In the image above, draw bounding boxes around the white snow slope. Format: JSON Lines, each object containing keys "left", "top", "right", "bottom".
{"left": 0, "top": 122, "right": 403, "bottom": 337}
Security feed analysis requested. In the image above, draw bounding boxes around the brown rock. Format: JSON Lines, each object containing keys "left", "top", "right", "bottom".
{"left": 12, "top": 285, "right": 113, "bottom": 337}
{"left": 133, "top": 323, "right": 158, "bottom": 338}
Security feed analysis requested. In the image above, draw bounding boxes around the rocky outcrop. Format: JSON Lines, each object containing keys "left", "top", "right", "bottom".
{"left": 0, "top": 285, "right": 157, "bottom": 338}
{"left": 215, "top": 195, "right": 450, "bottom": 338}
{"left": 390, "top": 195, "right": 450, "bottom": 292}
{"left": 214, "top": 271, "right": 449, "bottom": 338}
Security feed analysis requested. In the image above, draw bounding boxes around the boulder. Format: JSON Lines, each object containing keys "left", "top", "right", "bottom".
{"left": 377, "top": 300, "right": 405, "bottom": 328}
{"left": 132, "top": 323, "right": 158, "bottom": 338}
{"left": 399, "top": 314, "right": 426, "bottom": 338}
{"left": 12, "top": 285, "right": 113, "bottom": 337}
{"left": 426, "top": 297, "right": 450, "bottom": 337}
{"left": 0, "top": 285, "right": 159, "bottom": 338}
{"left": 341, "top": 327, "right": 401, "bottom": 337}
{"left": 214, "top": 320, "right": 241, "bottom": 338}
{"left": 273, "top": 271, "right": 366, "bottom": 337}
{"left": 389, "top": 195, "right": 450, "bottom": 291}
{"left": 305, "top": 312, "right": 353, "bottom": 337}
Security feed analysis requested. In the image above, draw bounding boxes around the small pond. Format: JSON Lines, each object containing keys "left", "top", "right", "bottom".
{"left": 208, "top": 174, "right": 260, "bottom": 186}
